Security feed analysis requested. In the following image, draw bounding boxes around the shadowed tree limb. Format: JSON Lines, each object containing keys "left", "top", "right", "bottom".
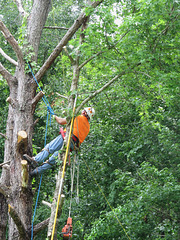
{"left": 32, "top": 218, "right": 50, "bottom": 236}
{"left": 76, "top": 72, "right": 126, "bottom": 113}
{"left": 63, "top": 46, "right": 75, "bottom": 65}
{"left": 44, "top": 26, "right": 69, "bottom": 30}
{"left": 8, "top": 205, "right": 30, "bottom": 240}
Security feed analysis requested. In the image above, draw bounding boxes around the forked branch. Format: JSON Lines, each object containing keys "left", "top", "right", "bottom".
{"left": 0, "top": 20, "right": 24, "bottom": 65}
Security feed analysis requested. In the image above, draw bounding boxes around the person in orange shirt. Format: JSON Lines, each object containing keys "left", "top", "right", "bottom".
{"left": 23, "top": 107, "right": 95, "bottom": 176}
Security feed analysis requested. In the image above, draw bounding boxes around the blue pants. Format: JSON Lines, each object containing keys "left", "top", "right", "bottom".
{"left": 33, "top": 134, "right": 74, "bottom": 175}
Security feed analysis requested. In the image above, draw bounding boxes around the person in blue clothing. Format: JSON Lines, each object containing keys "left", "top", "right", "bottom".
{"left": 23, "top": 107, "right": 95, "bottom": 176}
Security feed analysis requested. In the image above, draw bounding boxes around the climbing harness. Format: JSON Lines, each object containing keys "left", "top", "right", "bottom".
{"left": 60, "top": 127, "right": 65, "bottom": 140}
{"left": 71, "top": 134, "right": 80, "bottom": 150}
{"left": 28, "top": 63, "right": 54, "bottom": 240}
{"left": 51, "top": 94, "right": 77, "bottom": 240}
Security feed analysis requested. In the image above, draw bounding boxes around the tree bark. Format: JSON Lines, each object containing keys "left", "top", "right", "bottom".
{"left": 27, "top": 0, "right": 52, "bottom": 61}
{"left": 0, "top": 0, "right": 52, "bottom": 238}
{"left": 0, "top": 194, "right": 8, "bottom": 240}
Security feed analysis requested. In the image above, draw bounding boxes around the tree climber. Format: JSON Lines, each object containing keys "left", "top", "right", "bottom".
{"left": 23, "top": 107, "right": 95, "bottom": 177}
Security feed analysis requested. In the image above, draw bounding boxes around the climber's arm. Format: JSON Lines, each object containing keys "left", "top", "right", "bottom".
{"left": 54, "top": 116, "right": 67, "bottom": 125}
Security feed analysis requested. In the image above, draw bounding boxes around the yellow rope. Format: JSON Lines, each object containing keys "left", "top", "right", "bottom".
{"left": 51, "top": 96, "right": 77, "bottom": 240}
{"left": 82, "top": 157, "right": 131, "bottom": 240}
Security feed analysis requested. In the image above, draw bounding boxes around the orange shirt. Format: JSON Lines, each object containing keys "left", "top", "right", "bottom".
{"left": 73, "top": 115, "right": 90, "bottom": 144}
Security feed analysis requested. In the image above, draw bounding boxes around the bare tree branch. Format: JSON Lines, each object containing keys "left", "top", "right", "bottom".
{"left": 32, "top": 218, "right": 50, "bottom": 236}
{"left": 76, "top": 71, "right": 126, "bottom": 113}
{"left": 78, "top": 31, "right": 130, "bottom": 70}
{"left": 33, "top": 118, "right": 39, "bottom": 128}
{"left": 0, "top": 62, "right": 15, "bottom": 86}
{"left": 63, "top": 46, "right": 75, "bottom": 64}
{"left": 0, "top": 183, "right": 11, "bottom": 199}
{"left": 44, "top": 26, "right": 69, "bottom": 30}
{"left": 0, "top": 20, "right": 24, "bottom": 65}
{"left": 42, "top": 200, "right": 51, "bottom": 208}
{"left": 6, "top": 96, "right": 17, "bottom": 108}
{"left": 0, "top": 133, "right": 7, "bottom": 139}
{"left": 0, "top": 161, "right": 10, "bottom": 168}
{"left": 32, "top": 91, "right": 45, "bottom": 108}
{"left": 56, "top": 92, "right": 68, "bottom": 100}
{"left": 76, "top": 59, "right": 142, "bottom": 113}
{"left": 14, "top": 0, "right": 27, "bottom": 17}
{"left": 2, "top": 164, "right": 10, "bottom": 171}
{"left": 78, "top": 50, "right": 103, "bottom": 70}
{"left": 8, "top": 204, "right": 30, "bottom": 240}
{"left": 35, "top": 0, "right": 104, "bottom": 82}
{"left": 0, "top": 48, "right": 18, "bottom": 66}
{"left": 135, "top": 71, "right": 152, "bottom": 78}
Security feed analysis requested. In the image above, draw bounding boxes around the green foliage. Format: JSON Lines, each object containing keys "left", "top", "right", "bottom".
{"left": 0, "top": 77, "right": 9, "bottom": 168}
{"left": 1, "top": 0, "right": 179, "bottom": 239}
{"left": 86, "top": 163, "right": 180, "bottom": 239}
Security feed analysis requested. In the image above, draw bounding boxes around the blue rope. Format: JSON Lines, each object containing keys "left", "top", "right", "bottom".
{"left": 31, "top": 110, "right": 49, "bottom": 240}
{"left": 28, "top": 63, "right": 54, "bottom": 239}
{"left": 28, "top": 63, "right": 55, "bottom": 115}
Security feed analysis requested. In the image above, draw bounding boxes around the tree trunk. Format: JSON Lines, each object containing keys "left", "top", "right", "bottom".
{"left": 0, "top": 0, "right": 52, "bottom": 238}
{"left": 6, "top": 71, "right": 35, "bottom": 240}
{"left": 0, "top": 193, "right": 8, "bottom": 240}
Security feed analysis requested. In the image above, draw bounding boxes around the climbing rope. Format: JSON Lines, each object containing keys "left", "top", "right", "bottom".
{"left": 69, "top": 154, "right": 76, "bottom": 217}
{"left": 28, "top": 63, "right": 54, "bottom": 116}
{"left": 76, "top": 153, "right": 80, "bottom": 204}
{"left": 27, "top": 63, "right": 54, "bottom": 240}
{"left": 51, "top": 94, "right": 77, "bottom": 240}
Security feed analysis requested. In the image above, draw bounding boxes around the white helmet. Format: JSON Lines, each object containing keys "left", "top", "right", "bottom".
{"left": 84, "top": 107, "right": 95, "bottom": 119}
